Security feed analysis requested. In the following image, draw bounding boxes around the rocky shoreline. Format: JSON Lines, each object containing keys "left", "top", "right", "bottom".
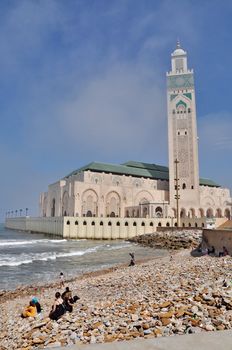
{"left": 128, "top": 229, "right": 202, "bottom": 250}
{"left": 0, "top": 246, "right": 232, "bottom": 349}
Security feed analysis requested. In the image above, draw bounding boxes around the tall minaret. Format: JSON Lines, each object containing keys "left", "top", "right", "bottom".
{"left": 167, "top": 41, "right": 200, "bottom": 214}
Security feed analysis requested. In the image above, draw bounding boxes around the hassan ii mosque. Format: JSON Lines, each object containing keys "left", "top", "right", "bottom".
{"left": 40, "top": 43, "right": 231, "bottom": 222}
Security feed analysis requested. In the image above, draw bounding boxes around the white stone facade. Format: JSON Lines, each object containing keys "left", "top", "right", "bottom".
{"left": 40, "top": 43, "right": 231, "bottom": 221}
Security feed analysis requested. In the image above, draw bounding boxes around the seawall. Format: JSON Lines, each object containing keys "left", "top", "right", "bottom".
{"left": 5, "top": 217, "right": 207, "bottom": 239}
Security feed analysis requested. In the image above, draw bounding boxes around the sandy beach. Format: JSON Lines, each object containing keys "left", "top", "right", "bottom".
{"left": 0, "top": 248, "right": 231, "bottom": 349}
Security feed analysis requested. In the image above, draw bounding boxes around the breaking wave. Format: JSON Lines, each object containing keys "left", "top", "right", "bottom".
{"left": 0, "top": 239, "right": 67, "bottom": 247}
{"left": 0, "top": 245, "right": 101, "bottom": 267}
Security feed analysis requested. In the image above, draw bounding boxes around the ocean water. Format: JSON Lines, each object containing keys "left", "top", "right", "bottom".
{"left": 0, "top": 224, "right": 168, "bottom": 291}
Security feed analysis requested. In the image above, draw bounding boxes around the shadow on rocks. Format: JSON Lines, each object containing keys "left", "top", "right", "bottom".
{"left": 190, "top": 246, "right": 207, "bottom": 257}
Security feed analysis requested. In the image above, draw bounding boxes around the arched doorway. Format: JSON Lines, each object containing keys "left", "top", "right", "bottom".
{"left": 180, "top": 208, "right": 186, "bottom": 218}
{"left": 62, "top": 191, "right": 69, "bottom": 216}
{"left": 199, "top": 208, "right": 204, "bottom": 218}
{"left": 224, "top": 208, "right": 230, "bottom": 219}
{"left": 215, "top": 208, "right": 222, "bottom": 218}
{"left": 189, "top": 208, "right": 195, "bottom": 218}
{"left": 106, "top": 191, "right": 121, "bottom": 217}
{"left": 172, "top": 208, "right": 177, "bottom": 218}
{"left": 206, "top": 208, "right": 214, "bottom": 218}
{"left": 142, "top": 206, "right": 148, "bottom": 218}
{"left": 82, "top": 190, "right": 98, "bottom": 217}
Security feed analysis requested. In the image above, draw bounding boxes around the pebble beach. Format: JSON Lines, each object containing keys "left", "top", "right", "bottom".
{"left": 0, "top": 247, "right": 232, "bottom": 349}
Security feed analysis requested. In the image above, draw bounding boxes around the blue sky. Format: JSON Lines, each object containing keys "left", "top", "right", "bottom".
{"left": 1, "top": 0, "right": 232, "bottom": 220}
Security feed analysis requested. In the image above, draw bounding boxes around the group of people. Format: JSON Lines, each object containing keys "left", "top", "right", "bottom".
{"left": 21, "top": 284, "right": 80, "bottom": 321}
{"left": 198, "top": 245, "right": 229, "bottom": 257}
{"left": 49, "top": 287, "right": 80, "bottom": 320}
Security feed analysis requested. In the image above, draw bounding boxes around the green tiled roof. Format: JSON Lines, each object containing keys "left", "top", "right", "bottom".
{"left": 65, "top": 160, "right": 220, "bottom": 188}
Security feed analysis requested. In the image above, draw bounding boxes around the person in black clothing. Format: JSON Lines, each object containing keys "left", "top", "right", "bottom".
{"left": 62, "top": 286, "right": 80, "bottom": 304}
{"left": 129, "top": 252, "right": 135, "bottom": 266}
{"left": 49, "top": 292, "right": 66, "bottom": 321}
{"left": 207, "top": 246, "right": 215, "bottom": 255}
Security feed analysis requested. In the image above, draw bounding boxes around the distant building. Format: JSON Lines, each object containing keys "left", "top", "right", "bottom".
{"left": 40, "top": 43, "right": 231, "bottom": 220}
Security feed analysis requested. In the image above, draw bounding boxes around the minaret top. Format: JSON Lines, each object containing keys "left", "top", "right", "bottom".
{"left": 172, "top": 40, "right": 186, "bottom": 57}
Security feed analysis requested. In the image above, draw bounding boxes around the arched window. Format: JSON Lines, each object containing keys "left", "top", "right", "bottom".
{"left": 150, "top": 222, "right": 154, "bottom": 226}
{"left": 188, "top": 223, "right": 191, "bottom": 227}
{"left": 158, "top": 222, "right": 162, "bottom": 227}
{"left": 141, "top": 222, "right": 145, "bottom": 226}
{"left": 116, "top": 221, "right": 120, "bottom": 226}
{"left": 100, "top": 221, "right": 103, "bottom": 226}
{"left": 83, "top": 221, "right": 87, "bottom": 226}
{"left": 166, "top": 222, "right": 170, "bottom": 227}
{"left": 182, "top": 223, "right": 185, "bottom": 227}
{"left": 195, "top": 223, "right": 198, "bottom": 228}
{"left": 155, "top": 207, "right": 163, "bottom": 218}
{"left": 188, "top": 108, "right": 191, "bottom": 113}
{"left": 125, "top": 222, "right": 128, "bottom": 226}
{"left": 91, "top": 221, "right": 95, "bottom": 226}
{"left": 182, "top": 183, "right": 186, "bottom": 189}
{"left": 67, "top": 220, "right": 70, "bottom": 225}
{"left": 202, "top": 223, "right": 205, "bottom": 228}
{"left": 133, "top": 222, "right": 137, "bottom": 226}
{"left": 174, "top": 222, "right": 177, "bottom": 227}
{"left": 108, "top": 221, "right": 112, "bottom": 226}
{"left": 75, "top": 221, "right": 78, "bottom": 225}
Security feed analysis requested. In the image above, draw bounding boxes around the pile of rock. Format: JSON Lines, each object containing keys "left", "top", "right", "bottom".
{"left": 128, "top": 229, "right": 202, "bottom": 250}
{"left": 0, "top": 252, "right": 231, "bottom": 349}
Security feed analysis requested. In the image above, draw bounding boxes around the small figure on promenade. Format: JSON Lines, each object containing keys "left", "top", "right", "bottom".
{"left": 21, "top": 300, "right": 37, "bottom": 318}
{"left": 59, "top": 272, "right": 65, "bottom": 287}
{"left": 49, "top": 291, "right": 66, "bottom": 321}
{"left": 129, "top": 252, "right": 135, "bottom": 266}
{"left": 31, "top": 297, "right": 42, "bottom": 313}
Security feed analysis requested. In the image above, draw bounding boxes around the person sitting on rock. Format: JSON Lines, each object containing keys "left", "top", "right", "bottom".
{"left": 21, "top": 300, "right": 37, "bottom": 318}
{"left": 207, "top": 246, "right": 215, "bottom": 255}
{"left": 61, "top": 286, "right": 80, "bottom": 304}
{"left": 31, "top": 297, "right": 42, "bottom": 313}
{"left": 219, "top": 246, "right": 229, "bottom": 257}
{"left": 49, "top": 292, "right": 66, "bottom": 321}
